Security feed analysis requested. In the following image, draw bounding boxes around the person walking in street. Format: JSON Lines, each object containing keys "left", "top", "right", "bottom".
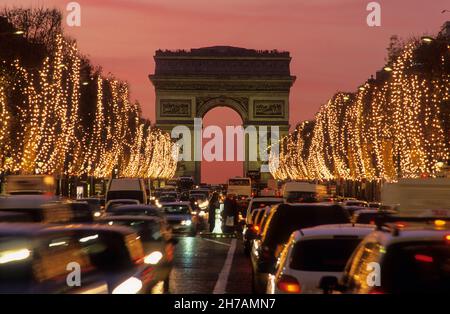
{"left": 222, "top": 194, "right": 238, "bottom": 234}
{"left": 208, "top": 192, "right": 220, "bottom": 232}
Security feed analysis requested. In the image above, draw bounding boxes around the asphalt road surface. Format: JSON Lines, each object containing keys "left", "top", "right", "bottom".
{"left": 169, "top": 235, "right": 252, "bottom": 294}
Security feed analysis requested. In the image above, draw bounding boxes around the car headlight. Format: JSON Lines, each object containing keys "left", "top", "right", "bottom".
{"left": 112, "top": 277, "right": 143, "bottom": 294}
{"left": 144, "top": 251, "right": 163, "bottom": 265}
{"left": 181, "top": 220, "right": 192, "bottom": 226}
{"left": 94, "top": 211, "right": 101, "bottom": 217}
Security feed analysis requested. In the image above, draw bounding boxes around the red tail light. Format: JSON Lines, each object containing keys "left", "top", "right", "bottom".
{"left": 415, "top": 254, "right": 433, "bottom": 263}
{"left": 369, "top": 287, "right": 384, "bottom": 294}
{"left": 251, "top": 225, "right": 260, "bottom": 233}
{"left": 445, "top": 234, "right": 450, "bottom": 242}
{"left": 277, "top": 274, "right": 301, "bottom": 293}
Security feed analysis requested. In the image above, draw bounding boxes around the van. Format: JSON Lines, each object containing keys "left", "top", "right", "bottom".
{"left": 106, "top": 178, "right": 147, "bottom": 205}
{"left": 5, "top": 175, "right": 56, "bottom": 195}
{"left": 281, "top": 181, "right": 327, "bottom": 203}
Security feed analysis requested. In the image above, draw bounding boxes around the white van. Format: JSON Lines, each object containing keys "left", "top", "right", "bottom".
{"left": 106, "top": 178, "right": 147, "bottom": 204}
{"left": 281, "top": 181, "right": 327, "bottom": 203}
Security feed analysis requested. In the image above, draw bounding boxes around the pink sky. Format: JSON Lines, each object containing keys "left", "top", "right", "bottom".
{"left": 4, "top": 0, "right": 449, "bottom": 183}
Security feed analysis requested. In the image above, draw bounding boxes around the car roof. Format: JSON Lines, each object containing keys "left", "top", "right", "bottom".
{"left": 160, "top": 201, "right": 191, "bottom": 206}
{"left": 97, "top": 215, "right": 160, "bottom": 222}
{"left": 250, "top": 197, "right": 283, "bottom": 202}
{"left": 354, "top": 209, "right": 397, "bottom": 215}
{"left": 293, "top": 224, "right": 375, "bottom": 240}
{"left": 0, "top": 222, "right": 134, "bottom": 237}
{"left": 367, "top": 224, "right": 450, "bottom": 245}
{"left": 110, "top": 204, "right": 158, "bottom": 210}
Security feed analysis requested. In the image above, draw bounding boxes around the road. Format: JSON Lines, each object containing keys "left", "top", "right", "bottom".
{"left": 169, "top": 235, "right": 253, "bottom": 294}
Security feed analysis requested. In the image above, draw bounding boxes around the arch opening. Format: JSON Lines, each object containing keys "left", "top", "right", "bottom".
{"left": 201, "top": 106, "right": 244, "bottom": 184}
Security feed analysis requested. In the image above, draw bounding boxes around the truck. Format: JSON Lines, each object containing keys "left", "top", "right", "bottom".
{"left": 5, "top": 175, "right": 56, "bottom": 195}
{"left": 381, "top": 178, "right": 450, "bottom": 217}
{"left": 281, "top": 181, "right": 327, "bottom": 203}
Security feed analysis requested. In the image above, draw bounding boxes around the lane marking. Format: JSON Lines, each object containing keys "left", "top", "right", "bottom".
{"left": 202, "top": 238, "right": 231, "bottom": 247}
{"left": 213, "top": 238, "right": 237, "bottom": 294}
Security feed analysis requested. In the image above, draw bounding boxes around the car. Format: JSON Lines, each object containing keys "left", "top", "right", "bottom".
{"left": 250, "top": 203, "right": 350, "bottom": 293}
{"left": 0, "top": 195, "right": 74, "bottom": 223}
{"left": 160, "top": 202, "right": 198, "bottom": 236}
{"left": 243, "top": 208, "right": 267, "bottom": 256}
{"left": 0, "top": 223, "right": 158, "bottom": 294}
{"left": 105, "top": 199, "right": 140, "bottom": 211}
{"left": 189, "top": 193, "right": 209, "bottom": 211}
{"left": 322, "top": 221, "right": 450, "bottom": 294}
{"left": 267, "top": 224, "right": 375, "bottom": 294}
{"left": 67, "top": 201, "right": 95, "bottom": 223}
{"left": 368, "top": 202, "right": 381, "bottom": 209}
{"left": 245, "top": 197, "right": 284, "bottom": 224}
{"left": 106, "top": 204, "right": 164, "bottom": 218}
{"left": 351, "top": 209, "right": 398, "bottom": 225}
{"left": 77, "top": 197, "right": 104, "bottom": 218}
{"left": 96, "top": 215, "right": 177, "bottom": 293}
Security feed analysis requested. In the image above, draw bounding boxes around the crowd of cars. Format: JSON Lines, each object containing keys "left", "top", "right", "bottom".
{"left": 1, "top": 174, "right": 449, "bottom": 294}
{"left": 0, "top": 176, "right": 210, "bottom": 294}
{"left": 243, "top": 191, "right": 450, "bottom": 294}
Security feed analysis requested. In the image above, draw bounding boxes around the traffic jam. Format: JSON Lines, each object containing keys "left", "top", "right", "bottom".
{"left": 0, "top": 174, "right": 449, "bottom": 294}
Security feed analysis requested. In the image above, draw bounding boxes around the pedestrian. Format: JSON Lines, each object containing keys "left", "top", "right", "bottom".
{"left": 208, "top": 192, "right": 220, "bottom": 232}
{"left": 222, "top": 194, "right": 238, "bottom": 234}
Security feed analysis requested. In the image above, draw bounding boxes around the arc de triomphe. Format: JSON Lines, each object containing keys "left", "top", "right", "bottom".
{"left": 149, "top": 46, "right": 296, "bottom": 183}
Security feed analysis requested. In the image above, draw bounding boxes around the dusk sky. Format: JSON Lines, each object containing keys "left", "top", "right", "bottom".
{"left": 3, "top": 0, "right": 449, "bottom": 183}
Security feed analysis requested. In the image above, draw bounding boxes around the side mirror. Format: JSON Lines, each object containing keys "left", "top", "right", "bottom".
{"left": 319, "top": 276, "right": 339, "bottom": 294}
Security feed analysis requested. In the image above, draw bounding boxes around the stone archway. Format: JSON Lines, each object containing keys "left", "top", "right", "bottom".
{"left": 149, "top": 46, "right": 296, "bottom": 184}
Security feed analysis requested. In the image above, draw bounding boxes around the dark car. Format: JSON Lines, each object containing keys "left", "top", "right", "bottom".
{"left": 96, "top": 215, "right": 177, "bottom": 292}
{"left": 251, "top": 203, "right": 350, "bottom": 293}
{"left": 160, "top": 202, "right": 197, "bottom": 236}
{"left": 77, "top": 198, "right": 104, "bottom": 217}
{"left": 352, "top": 209, "right": 398, "bottom": 225}
{"left": 0, "top": 223, "right": 158, "bottom": 294}
{"left": 67, "top": 201, "right": 95, "bottom": 223}
{"left": 106, "top": 204, "right": 164, "bottom": 218}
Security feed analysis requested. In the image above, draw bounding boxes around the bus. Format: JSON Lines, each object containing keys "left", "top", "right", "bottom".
{"left": 227, "top": 177, "right": 252, "bottom": 199}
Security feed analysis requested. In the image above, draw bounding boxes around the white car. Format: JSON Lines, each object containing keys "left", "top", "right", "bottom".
{"left": 267, "top": 224, "right": 375, "bottom": 294}
{"left": 245, "top": 197, "right": 284, "bottom": 225}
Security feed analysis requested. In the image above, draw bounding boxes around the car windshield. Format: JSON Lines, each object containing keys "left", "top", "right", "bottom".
{"left": 162, "top": 204, "right": 190, "bottom": 215}
{"left": 290, "top": 238, "right": 362, "bottom": 272}
{"left": 382, "top": 241, "right": 450, "bottom": 293}
{"left": 285, "top": 191, "right": 317, "bottom": 203}
{"left": 262, "top": 205, "right": 349, "bottom": 249}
